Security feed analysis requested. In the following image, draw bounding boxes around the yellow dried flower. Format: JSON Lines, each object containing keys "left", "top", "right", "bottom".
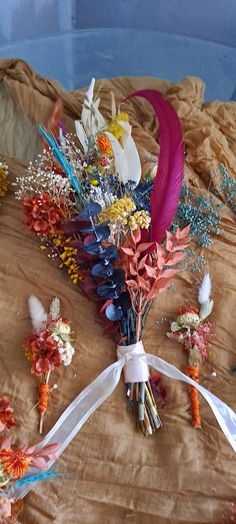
{"left": 52, "top": 235, "right": 82, "bottom": 284}
{"left": 24, "top": 346, "right": 32, "bottom": 363}
{"left": 99, "top": 197, "right": 136, "bottom": 226}
{"left": 128, "top": 210, "right": 151, "bottom": 230}
{"left": 0, "top": 162, "right": 9, "bottom": 197}
{"left": 90, "top": 179, "right": 99, "bottom": 186}
{"left": 108, "top": 113, "right": 129, "bottom": 140}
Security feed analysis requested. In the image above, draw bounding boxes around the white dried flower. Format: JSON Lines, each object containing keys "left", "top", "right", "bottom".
{"left": 58, "top": 341, "right": 75, "bottom": 366}
{"left": 198, "top": 273, "right": 214, "bottom": 320}
{"left": 28, "top": 295, "right": 47, "bottom": 332}
{"left": 198, "top": 273, "right": 212, "bottom": 305}
{"left": 53, "top": 319, "right": 71, "bottom": 335}
{"left": 49, "top": 297, "right": 61, "bottom": 320}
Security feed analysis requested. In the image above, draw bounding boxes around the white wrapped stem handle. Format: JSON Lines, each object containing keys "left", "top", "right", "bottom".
{"left": 117, "top": 342, "right": 149, "bottom": 383}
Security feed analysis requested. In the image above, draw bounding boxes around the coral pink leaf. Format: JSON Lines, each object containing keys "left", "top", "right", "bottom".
{"left": 30, "top": 457, "right": 48, "bottom": 470}
{"left": 147, "top": 279, "right": 170, "bottom": 300}
{"left": 24, "top": 444, "right": 36, "bottom": 455}
{"left": 35, "top": 443, "right": 59, "bottom": 458}
{"left": 171, "top": 243, "right": 189, "bottom": 253}
{"left": 121, "top": 247, "right": 135, "bottom": 256}
{"left": 144, "top": 264, "right": 157, "bottom": 278}
{"left": 138, "top": 254, "right": 148, "bottom": 270}
{"left": 137, "top": 276, "right": 151, "bottom": 291}
{"left": 129, "top": 263, "right": 138, "bottom": 276}
{"left": 99, "top": 299, "right": 112, "bottom": 314}
{"left": 165, "top": 231, "right": 174, "bottom": 252}
{"left": 129, "top": 90, "right": 184, "bottom": 243}
{"left": 131, "top": 227, "right": 141, "bottom": 245}
{"left": 175, "top": 224, "right": 190, "bottom": 240}
{"left": 137, "top": 242, "right": 155, "bottom": 253}
{"left": 126, "top": 279, "right": 138, "bottom": 289}
{"left": 165, "top": 252, "right": 186, "bottom": 266}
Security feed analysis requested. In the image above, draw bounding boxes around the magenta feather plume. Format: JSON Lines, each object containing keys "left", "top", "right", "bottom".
{"left": 129, "top": 89, "right": 184, "bottom": 243}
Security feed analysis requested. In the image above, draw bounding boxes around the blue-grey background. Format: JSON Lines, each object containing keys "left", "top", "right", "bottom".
{"left": 0, "top": 0, "right": 235, "bottom": 100}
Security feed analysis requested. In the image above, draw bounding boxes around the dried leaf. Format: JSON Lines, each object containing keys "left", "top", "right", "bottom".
{"left": 144, "top": 264, "right": 157, "bottom": 278}
{"left": 99, "top": 299, "right": 113, "bottom": 315}
{"left": 137, "top": 276, "right": 151, "bottom": 291}
{"left": 121, "top": 247, "right": 135, "bottom": 256}
{"left": 162, "top": 268, "right": 179, "bottom": 279}
{"left": 131, "top": 227, "right": 141, "bottom": 245}
{"left": 165, "top": 231, "right": 173, "bottom": 252}
{"left": 126, "top": 279, "right": 138, "bottom": 289}
{"left": 175, "top": 224, "right": 190, "bottom": 240}
{"left": 147, "top": 278, "right": 170, "bottom": 301}
{"left": 30, "top": 456, "right": 48, "bottom": 470}
{"left": 137, "top": 242, "right": 155, "bottom": 253}
{"left": 138, "top": 254, "right": 148, "bottom": 271}
{"left": 129, "top": 262, "right": 138, "bottom": 276}
{"left": 165, "top": 252, "right": 186, "bottom": 266}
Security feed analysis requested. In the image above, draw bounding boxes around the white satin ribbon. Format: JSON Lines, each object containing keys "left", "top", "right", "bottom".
{"left": 14, "top": 342, "right": 236, "bottom": 499}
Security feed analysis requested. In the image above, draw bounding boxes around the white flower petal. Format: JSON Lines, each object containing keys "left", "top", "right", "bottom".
{"left": 75, "top": 120, "right": 88, "bottom": 153}
{"left": 81, "top": 79, "right": 106, "bottom": 135}
{"left": 120, "top": 134, "right": 141, "bottom": 186}
{"left": 105, "top": 130, "right": 123, "bottom": 173}
{"left": 111, "top": 92, "right": 116, "bottom": 120}
{"left": 85, "top": 78, "right": 95, "bottom": 107}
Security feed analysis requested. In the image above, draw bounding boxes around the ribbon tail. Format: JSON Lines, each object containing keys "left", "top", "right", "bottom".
{"left": 14, "top": 359, "right": 124, "bottom": 500}
{"left": 146, "top": 354, "right": 236, "bottom": 453}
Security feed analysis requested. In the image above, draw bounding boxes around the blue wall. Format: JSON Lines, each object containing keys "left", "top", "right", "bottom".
{"left": 0, "top": 0, "right": 235, "bottom": 47}
{"left": 0, "top": 1, "right": 235, "bottom": 100}
{"left": 77, "top": 0, "right": 236, "bottom": 47}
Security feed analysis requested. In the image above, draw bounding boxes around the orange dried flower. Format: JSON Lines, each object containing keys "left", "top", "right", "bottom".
{"left": 0, "top": 448, "right": 30, "bottom": 479}
{"left": 178, "top": 306, "right": 199, "bottom": 315}
{"left": 97, "top": 134, "right": 113, "bottom": 156}
{"left": 23, "top": 193, "right": 64, "bottom": 236}
{"left": 0, "top": 397, "right": 16, "bottom": 433}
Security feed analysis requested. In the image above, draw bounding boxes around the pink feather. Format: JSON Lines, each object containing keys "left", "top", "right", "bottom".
{"left": 129, "top": 89, "right": 184, "bottom": 243}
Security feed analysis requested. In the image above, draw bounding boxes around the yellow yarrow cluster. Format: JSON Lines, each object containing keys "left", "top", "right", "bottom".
{"left": 24, "top": 345, "right": 32, "bottom": 363}
{"left": 0, "top": 162, "right": 9, "bottom": 197}
{"left": 90, "top": 179, "right": 99, "bottom": 186}
{"left": 54, "top": 236, "right": 82, "bottom": 284}
{"left": 107, "top": 112, "right": 129, "bottom": 140}
{"left": 99, "top": 197, "right": 136, "bottom": 226}
{"left": 128, "top": 210, "right": 151, "bottom": 230}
